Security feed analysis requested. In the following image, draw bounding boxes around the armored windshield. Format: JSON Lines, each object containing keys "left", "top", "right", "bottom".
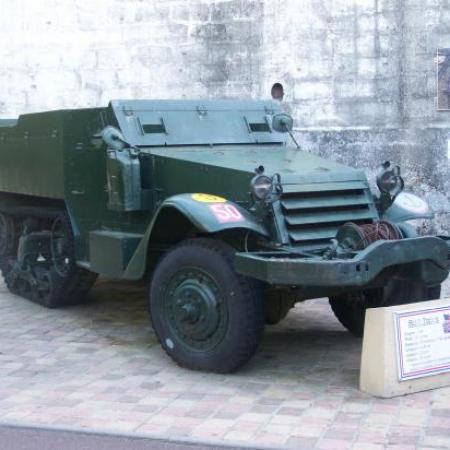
{"left": 110, "top": 100, "right": 289, "bottom": 147}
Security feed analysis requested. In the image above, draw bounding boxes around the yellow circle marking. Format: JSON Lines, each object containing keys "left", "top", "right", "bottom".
{"left": 192, "top": 193, "right": 226, "bottom": 203}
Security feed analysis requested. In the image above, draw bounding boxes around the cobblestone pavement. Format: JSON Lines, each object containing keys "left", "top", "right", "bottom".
{"left": 0, "top": 277, "right": 449, "bottom": 450}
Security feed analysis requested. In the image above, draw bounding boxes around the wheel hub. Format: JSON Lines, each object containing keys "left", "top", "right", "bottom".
{"left": 166, "top": 269, "right": 226, "bottom": 350}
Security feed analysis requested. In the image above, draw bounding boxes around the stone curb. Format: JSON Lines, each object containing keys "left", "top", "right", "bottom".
{"left": 0, "top": 420, "right": 296, "bottom": 450}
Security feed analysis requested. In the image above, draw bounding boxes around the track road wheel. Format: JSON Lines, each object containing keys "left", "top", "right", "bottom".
{"left": 149, "top": 238, "right": 264, "bottom": 373}
{"left": 0, "top": 212, "right": 19, "bottom": 270}
{"left": 329, "top": 281, "right": 441, "bottom": 337}
{"left": 3, "top": 213, "right": 97, "bottom": 308}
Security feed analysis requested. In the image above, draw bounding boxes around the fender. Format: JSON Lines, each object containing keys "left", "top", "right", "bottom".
{"left": 123, "top": 193, "right": 269, "bottom": 279}
{"left": 383, "top": 192, "right": 433, "bottom": 223}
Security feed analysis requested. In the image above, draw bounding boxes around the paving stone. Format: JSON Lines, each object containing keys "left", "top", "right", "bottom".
{"left": 223, "top": 429, "right": 260, "bottom": 443}
{"left": 250, "top": 404, "right": 279, "bottom": 414}
{"left": 239, "top": 412, "right": 272, "bottom": 424}
{"left": 324, "top": 429, "right": 356, "bottom": 440}
{"left": 431, "top": 408, "right": 450, "bottom": 417}
{"left": 253, "top": 431, "right": 288, "bottom": 446}
{"left": 316, "top": 437, "right": 353, "bottom": 449}
{"left": 277, "top": 407, "right": 305, "bottom": 417}
{"left": 291, "top": 425, "right": 326, "bottom": 438}
{"left": 352, "top": 444, "right": 385, "bottom": 450}
{"left": 285, "top": 436, "right": 318, "bottom": 448}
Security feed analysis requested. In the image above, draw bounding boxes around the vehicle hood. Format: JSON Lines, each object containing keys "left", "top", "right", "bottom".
{"left": 148, "top": 145, "right": 368, "bottom": 185}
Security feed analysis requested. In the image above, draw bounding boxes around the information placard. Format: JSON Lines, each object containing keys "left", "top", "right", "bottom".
{"left": 394, "top": 306, "right": 450, "bottom": 381}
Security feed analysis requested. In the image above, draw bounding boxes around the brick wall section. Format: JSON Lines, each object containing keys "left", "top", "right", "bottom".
{"left": 0, "top": 0, "right": 449, "bottom": 229}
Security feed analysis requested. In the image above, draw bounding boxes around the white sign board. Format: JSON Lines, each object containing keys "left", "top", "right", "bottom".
{"left": 394, "top": 306, "right": 450, "bottom": 381}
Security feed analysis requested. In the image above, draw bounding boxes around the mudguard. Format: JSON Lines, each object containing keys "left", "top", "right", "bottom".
{"left": 383, "top": 192, "right": 433, "bottom": 222}
{"left": 123, "top": 194, "right": 269, "bottom": 279}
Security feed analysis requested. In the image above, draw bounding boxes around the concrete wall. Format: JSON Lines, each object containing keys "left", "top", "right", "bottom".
{"left": 0, "top": 0, "right": 265, "bottom": 112}
{"left": 0, "top": 0, "right": 449, "bottom": 230}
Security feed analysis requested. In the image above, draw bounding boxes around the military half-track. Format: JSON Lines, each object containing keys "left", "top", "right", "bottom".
{"left": 0, "top": 100, "right": 448, "bottom": 372}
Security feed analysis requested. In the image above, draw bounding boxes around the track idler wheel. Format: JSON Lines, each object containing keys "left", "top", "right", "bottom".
{"left": 32, "top": 266, "right": 64, "bottom": 308}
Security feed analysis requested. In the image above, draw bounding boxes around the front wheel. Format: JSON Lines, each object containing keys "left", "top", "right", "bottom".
{"left": 329, "top": 280, "right": 441, "bottom": 337}
{"left": 149, "top": 238, "right": 264, "bottom": 373}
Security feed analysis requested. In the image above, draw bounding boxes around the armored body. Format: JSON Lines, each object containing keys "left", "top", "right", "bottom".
{"left": 0, "top": 100, "right": 448, "bottom": 372}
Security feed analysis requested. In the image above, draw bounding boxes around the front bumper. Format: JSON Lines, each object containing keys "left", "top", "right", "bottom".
{"left": 235, "top": 236, "right": 450, "bottom": 287}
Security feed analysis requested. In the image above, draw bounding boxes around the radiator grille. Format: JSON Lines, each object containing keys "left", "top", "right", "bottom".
{"left": 280, "top": 181, "right": 378, "bottom": 249}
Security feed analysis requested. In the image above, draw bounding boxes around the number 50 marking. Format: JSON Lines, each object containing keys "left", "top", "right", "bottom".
{"left": 209, "top": 204, "right": 244, "bottom": 223}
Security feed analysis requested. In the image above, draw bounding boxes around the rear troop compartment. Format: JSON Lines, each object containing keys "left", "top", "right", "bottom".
{"left": 0, "top": 112, "right": 66, "bottom": 199}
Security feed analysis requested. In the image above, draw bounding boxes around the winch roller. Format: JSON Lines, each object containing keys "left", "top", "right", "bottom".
{"left": 336, "top": 220, "right": 403, "bottom": 251}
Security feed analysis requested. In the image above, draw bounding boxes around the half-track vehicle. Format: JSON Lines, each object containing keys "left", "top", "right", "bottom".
{"left": 0, "top": 100, "right": 449, "bottom": 372}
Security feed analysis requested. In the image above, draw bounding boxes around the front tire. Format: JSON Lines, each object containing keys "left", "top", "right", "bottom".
{"left": 149, "top": 238, "right": 264, "bottom": 373}
{"left": 329, "top": 280, "right": 441, "bottom": 337}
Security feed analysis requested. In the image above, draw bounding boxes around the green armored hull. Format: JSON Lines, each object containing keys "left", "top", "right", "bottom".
{"left": 0, "top": 100, "right": 448, "bottom": 372}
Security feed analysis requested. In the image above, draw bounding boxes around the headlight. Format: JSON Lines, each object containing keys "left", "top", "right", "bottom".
{"left": 378, "top": 172, "right": 398, "bottom": 193}
{"left": 376, "top": 161, "right": 404, "bottom": 196}
{"left": 251, "top": 175, "right": 273, "bottom": 200}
